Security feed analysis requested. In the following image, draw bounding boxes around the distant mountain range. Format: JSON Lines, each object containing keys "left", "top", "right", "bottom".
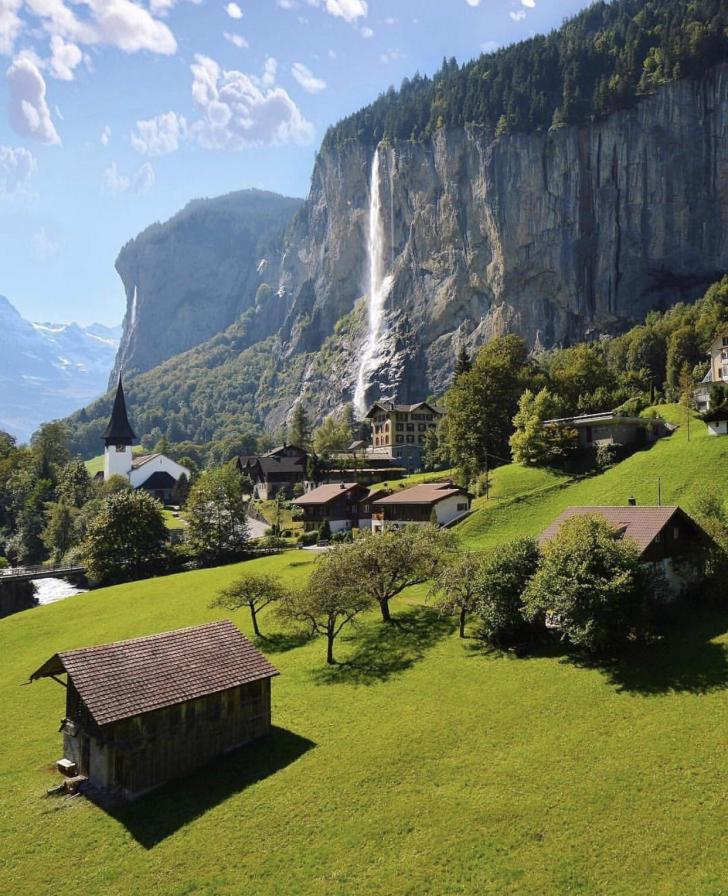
{"left": 0, "top": 296, "right": 120, "bottom": 443}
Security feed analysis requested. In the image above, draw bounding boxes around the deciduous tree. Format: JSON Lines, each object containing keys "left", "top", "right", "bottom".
{"left": 185, "top": 466, "right": 250, "bottom": 565}
{"left": 212, "top": 573, "right": 286, "bottom": 637}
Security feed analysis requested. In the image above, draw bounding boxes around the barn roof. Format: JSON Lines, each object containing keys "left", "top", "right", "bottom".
{"left": 538, "top": 506, "right": 703, "bottom": 554}
{"left": 30, "top": 621, "right": 278, "bottom": 727}
{"left": 293, "top": 482, "right": 360, "bottom": 505}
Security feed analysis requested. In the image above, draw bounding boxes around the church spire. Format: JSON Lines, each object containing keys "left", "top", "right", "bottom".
{"left": 102, "top": 377, "right": 136, "bottom": 446}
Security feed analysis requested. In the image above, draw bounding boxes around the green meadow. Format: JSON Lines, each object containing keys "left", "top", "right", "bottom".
{"left": 2, "top": 409, "right": 727, "bottom": 895}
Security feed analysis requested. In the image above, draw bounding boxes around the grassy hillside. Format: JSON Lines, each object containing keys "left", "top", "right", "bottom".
{"left": 459, "top": 406, "right": 724, "bottom": 549}
{"left": 3, "top": 411, "right": 728, "bottom": 895}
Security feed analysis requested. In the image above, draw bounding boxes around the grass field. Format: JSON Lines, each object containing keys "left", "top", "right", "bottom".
{"left": 3, "top": 410, "right": 727, "bottom": 895}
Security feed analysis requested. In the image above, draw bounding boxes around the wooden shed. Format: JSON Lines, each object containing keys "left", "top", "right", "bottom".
{"left": 30, "top": 621, "right": 279, "bottom": 800}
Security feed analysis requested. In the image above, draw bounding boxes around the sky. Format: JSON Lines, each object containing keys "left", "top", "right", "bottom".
{"left": 0, "top": 0, "right": 594, "bottom": 327}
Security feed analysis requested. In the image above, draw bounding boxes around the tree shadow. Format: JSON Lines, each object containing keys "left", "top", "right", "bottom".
{"left": 567, "top": 609, "right": 728, "bottom": 695}
{"left": 312, "top": 605, "right": 455, "bottom": 686}
{"left": 106, "top": 726, "right": 315, "bottom": 849}
{"left": 254, "top": 630, "right": 312, "bottom": 654}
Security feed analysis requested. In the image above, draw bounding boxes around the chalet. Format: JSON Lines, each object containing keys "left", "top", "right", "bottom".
{"left": 102, "top": 379, "right": 190, "bottom": 503}
{"left": 236, "top": 445, "right": 308, "bottom": 500}
{"left": 292, "top": 482, "right": 390, "bottom": 533}
{"left": 543, "top": 411, "right": 672, "bottom": 449}
{"left": 30, "top": 621, "right": 278, "bottom": 800}
{"left": 703, "top": 404, "right": 728, "bottom": 436}
{"left": 365, "top": 401, "right": 444, "bottom": 472}
{"left": 539, "top": 505, "right": 713, "bottom": 596}
{"left": 371, "top": 482, "right": 471, "bottom": 532}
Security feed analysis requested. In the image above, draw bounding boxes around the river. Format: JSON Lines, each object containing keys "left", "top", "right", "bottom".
{"left": 33, "top": 578, "right": 88, "bottom": 605}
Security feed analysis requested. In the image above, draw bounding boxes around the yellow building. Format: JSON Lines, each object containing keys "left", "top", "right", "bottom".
{"left": 365, "top": 401, "right": 444, "bottom": 471}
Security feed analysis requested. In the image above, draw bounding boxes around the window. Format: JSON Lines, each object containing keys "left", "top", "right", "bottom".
{"left": 396, "top": 436, "right": 404, "bottom": 444}
{"left": 723, "top": 336, "right": 728, "bottom": 347}
{"left": 418, "top": 424, "right": 427, "bottom": 431}
{"left": 406, "top": 435, "right": 414, "bottom": 444}
{"left": 457, "top": 503, "right": 467, "bottom": 512}
{"left": 406, "top": 423, "right": 414, "bottom": 432}
{"left": 418, "top": 436, "right": 425, "bottom": 444}
{"left": 673, "top": 527, "right": 680, "bottom": 539}
{"left": 396, "top": 423, "right": 404, "bottom": 431}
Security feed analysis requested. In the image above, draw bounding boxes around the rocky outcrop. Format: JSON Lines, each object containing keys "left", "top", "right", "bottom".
{"left": 111, "top": 189, "right": 303, "bottom": 383}
{"left": 271, "top": 65, "right": 728, "bottom": 422}
{"left": 107, "top": 67, "right": 728, "bottom": 434}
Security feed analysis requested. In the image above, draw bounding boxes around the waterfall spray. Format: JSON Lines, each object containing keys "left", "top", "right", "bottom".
{"left": 130, "top": 285, "right": 138, "bottom": 331}
{"left": 354, "top": 146, "right": 394, "bottom": 418}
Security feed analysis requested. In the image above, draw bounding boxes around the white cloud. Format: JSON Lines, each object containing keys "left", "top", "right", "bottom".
{"left": 225, "top": 2, "right": 243, "bottom": 18}
{"left": 510, "top": 9, "right": 526, "bottom": 21}
{"left": 0, "top": 144, "right": 36, "bottom": 194}
{"left": 6, "top": 55, "right": 61, "bottom": 144}
{"left": 23, "top": 0, "right": 177, "bottom": 55}
{"left": 291, "top": 61, "right": 325, "bottom": 93}
{"left": 323, "top": 0, "right": 366, "bottom": 22}
{"left": 521, "top": 0, "right": 536, "bottom": 6}
{"left": 465, "top": 0, "right": 480, "bottom": 6}
{"left": 380, "top": 48, "right": 402, "bottom": 64}
{"left": 0, "top": 0, "right": 23, "bottom": 55}
{"left": 384, "top": 16, "right": 398, "bottom": 25}
{"left": 131, "top": 110, "right": 186, "bottom": 155}
{"left": 360, "top": 25, "right": 373, "bottom": 38}
{"left": 224, "top": 31, "right": 248, "bottom": 48}
{"left": 100, "top": 124, "right": 111, "bottom": 144}
{"left": 33, "top": 226, "right": 58, "bottom": 260}
{"left": 189, "top": 53, "right": 313, "bottom": 150}
{"left": 104, "top": 160, "right": 155, "bottom": 194}
{"left": 481, "top": 40, "right": 499, "bottom": 53}
{"left": 48, "top": 34, "right": 82, "bottom": 80}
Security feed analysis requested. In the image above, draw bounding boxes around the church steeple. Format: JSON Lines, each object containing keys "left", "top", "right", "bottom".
{"left": 102, "top": 377, "right": 136, "bottom": 447}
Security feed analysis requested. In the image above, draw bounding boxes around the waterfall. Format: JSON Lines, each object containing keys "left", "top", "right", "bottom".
{"left": 354, "top": 146, "right": 394, "bottom": 418}
{"left": 129, "top": 285, "right": 138, "bottom": 331}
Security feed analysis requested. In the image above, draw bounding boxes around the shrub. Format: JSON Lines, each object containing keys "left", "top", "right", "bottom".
{"left": 522, "top": 515, "right": 649, "bottom": 653}
{"left": 474, "top": 538, "right": 540, "bottom": 646}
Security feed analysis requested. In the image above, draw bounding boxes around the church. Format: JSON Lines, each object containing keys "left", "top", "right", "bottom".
{"left": 102, "top": 379, "right": 190, "bottom": 504}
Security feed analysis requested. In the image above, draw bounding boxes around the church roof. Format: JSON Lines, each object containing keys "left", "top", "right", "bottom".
{"left": 102, "top": 378, "right": 136, "bottom": 444}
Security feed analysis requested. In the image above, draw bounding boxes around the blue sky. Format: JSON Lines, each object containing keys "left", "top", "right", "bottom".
{"left": 0, "top": 0, "right": 593, "bottom": 326}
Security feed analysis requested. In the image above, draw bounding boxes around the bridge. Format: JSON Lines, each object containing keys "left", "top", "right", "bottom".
{"left": 0, "top": 564, "right": 86, "bottom": 583}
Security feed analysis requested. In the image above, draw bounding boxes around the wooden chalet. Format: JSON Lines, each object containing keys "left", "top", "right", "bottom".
{"left": 539, "top": 505, "right": 713, "bottom": 596}
{"left": 30, "top": 621, "right": 278, "bottom": 800}
{"left": 292, "top": 483, "right": 390, "bottom": 533}
{"left": 371, "top": 482, "right": 471, "bottom": 532}
{"left": 237, "top": 445, "right": 308, "bottom": 500}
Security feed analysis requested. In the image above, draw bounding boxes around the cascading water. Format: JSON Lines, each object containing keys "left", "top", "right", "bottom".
{"left": 354, "top": 146, "right": 394, "bottom": 418}
{"left": 129, "top": 285, "right": 138, "bottom": 330}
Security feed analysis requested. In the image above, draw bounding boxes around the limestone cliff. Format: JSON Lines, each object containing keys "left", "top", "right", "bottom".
{"left": 272, "top": 65, "right": 728, "bottom": 423}
{"left": 111, "top": 189, "right": 303, "bottom": 384}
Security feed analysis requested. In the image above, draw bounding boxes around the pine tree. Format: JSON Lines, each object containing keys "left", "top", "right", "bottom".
{"left": 289, "top": 403, "right": 311, "bottom": 450}
{"left": 454, "top": 344, "right": 472, "bottom": 377}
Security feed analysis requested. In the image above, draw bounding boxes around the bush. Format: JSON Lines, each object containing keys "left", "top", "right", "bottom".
{"left": 318, "top": 520, "right": 332, "bottom": 541}
{"left": 474, "top": 538, "right": 540, "bottom": 646}
{"left": 522, "top": 515, "right": 650, "bottom": 653}
{"left": 595, "top": 443, "right": 618, "bottom": 472}
{"left": 297, "top": 531, "right": 319, "bottom": 546}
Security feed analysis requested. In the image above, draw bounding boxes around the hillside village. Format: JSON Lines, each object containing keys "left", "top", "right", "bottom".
{"left": 3, "top": 1, "right": 728, "bottom": 893}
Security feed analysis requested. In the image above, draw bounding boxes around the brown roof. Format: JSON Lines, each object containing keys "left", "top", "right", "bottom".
{"left": 30, "top": 621, "right": 278, "bottom": 727}
{"left": 293, "top": 482, "right": 360, "bottom": 506}
{"left": 372, "top": 482, "right": 466, "bottom": 506}
{"left": 538, "top": 506, "right": 696, "bottom": 553}
{"left": 365, "top": 401, "right": 444, "bottom": 418}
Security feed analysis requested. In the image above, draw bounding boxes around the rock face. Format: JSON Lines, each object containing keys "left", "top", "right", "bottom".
{"left": 111, "top": 189, "right": 303, "bottom": 383}
{"left": 272, "top": 65, "right": 728, "bottom": 421}
{"left": 109, "top": 67, "right": 728, "bottom": 432}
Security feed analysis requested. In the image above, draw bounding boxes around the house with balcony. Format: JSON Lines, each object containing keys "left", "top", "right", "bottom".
{"left": 365, "top": 401, "right": 444, "bottom": 472}
{"left": 236, "top": 445, "right": 309, "bottom": 499}
{"left": 370, "top": 482, "right": 471, "bottom": 532}
{"left": 695, "top": 332, "right": 728, "bottom": 411}
{"left": 292, "top": 483, "right": 391, "bottom": 534}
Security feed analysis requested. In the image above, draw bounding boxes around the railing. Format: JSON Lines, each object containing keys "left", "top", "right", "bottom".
{"left": 0, "top": 563, "right": 86, "bottom": 580}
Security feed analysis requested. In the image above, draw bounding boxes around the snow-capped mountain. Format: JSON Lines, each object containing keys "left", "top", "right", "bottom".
{"left": 0, "top": 295, "right": 120, "bottom": 443}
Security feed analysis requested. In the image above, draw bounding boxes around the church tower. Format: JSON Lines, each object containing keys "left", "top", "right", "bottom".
{"left": 102, "top": 378, "right": 136, "bottom": 481}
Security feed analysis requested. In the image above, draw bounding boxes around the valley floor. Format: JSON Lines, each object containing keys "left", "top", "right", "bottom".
{"left": 2, "top": 408, "right": 727, "bottom": 895}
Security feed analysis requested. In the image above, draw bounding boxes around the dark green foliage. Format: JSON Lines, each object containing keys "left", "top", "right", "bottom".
{"left": 318, "top": 520, "right": 332, "bottom": 541}
{"left": 82, "top": 490, "right": 169, "bottom": 586}
{"left": 522, "top": 515, "right": 650, "bottom": 653}
{"left": 474, "top": 538, "right": 540, "bottom": 646}
{"left": 185, "top": 466, "right": 250, "bottom": 566}
{"left": 323, "top": 0, "right": 728, "bottom": 150}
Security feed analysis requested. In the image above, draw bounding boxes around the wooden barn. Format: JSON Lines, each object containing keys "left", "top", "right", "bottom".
{"left": 30, "top": 621, "right": 279, "bottom": 800}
